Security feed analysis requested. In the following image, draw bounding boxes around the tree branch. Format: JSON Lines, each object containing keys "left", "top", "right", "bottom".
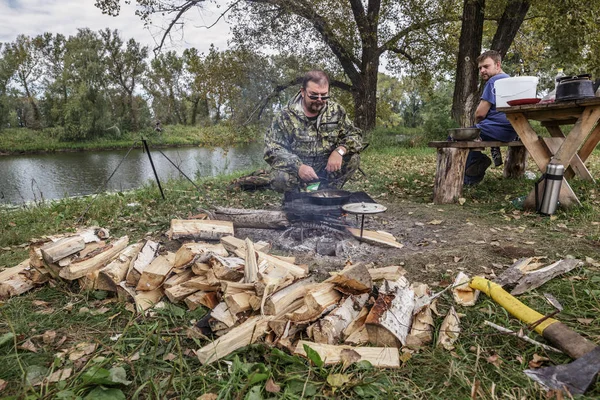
{"left": 154, "top": 0, "right": 205, "bottom": 56}
{"left": 378, "top": 17, "right": 454, "bottom": 58}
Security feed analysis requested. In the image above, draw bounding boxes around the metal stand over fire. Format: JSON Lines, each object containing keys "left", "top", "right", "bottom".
{"left": 342, "top": 202, "right": 387, "bottom": 239}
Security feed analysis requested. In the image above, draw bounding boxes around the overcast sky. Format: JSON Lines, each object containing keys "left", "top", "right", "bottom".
{"left": 0, "top": 0, "right": 232, "bottom": 54}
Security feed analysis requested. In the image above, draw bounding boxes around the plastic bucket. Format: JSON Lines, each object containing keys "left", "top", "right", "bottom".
{"left": 495, "top": 76, "right": 538, "bottom": 107}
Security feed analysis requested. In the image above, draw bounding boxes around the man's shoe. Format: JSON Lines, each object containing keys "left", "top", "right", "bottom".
{"left": 491, "top": 147, "right": 503, "bottom": 167}
{"left": 465, "top": 155, "right": 492, "bottom": 177}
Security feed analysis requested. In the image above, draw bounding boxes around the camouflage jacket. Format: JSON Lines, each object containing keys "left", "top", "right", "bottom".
{"left": 264, "top": 91, "right": 363, "bottom": 174}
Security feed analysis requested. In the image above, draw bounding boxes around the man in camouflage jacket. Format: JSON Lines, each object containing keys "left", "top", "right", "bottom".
{"left": 264, "top": 70, "right": 363, "bottom": 194}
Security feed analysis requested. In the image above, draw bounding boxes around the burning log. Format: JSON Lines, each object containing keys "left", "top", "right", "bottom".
{"left": 213, "top": 207, "right": 290, "bottom": 229}
{"left": 293, "top": 340, "right": 400, "bottom": 368}
{"left": 59, "top": 236, "right": 129, "bottom": 280}
{"left": 169, "top": 219, "right": 234, "bottom": 241}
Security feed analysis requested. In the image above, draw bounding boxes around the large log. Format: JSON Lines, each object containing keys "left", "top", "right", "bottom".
{"left": 213, "top": 207, "right": 290, "bottom": 229}
{"left": 433, "top": 147, "right": 469, "bottom": 204}
{"left": 169, "top": 219, "right": 234, "bottom": 241}
{"left": 365, "top": 277, "right": 414, "bottom": 347}
{"left": 96, "top": 243, "right": 143, "bottom": 292}
{"left": 125, "top": 240, "right": 159, "bottom": 286}
{"left": 40, "top": 236, "right": 85, "bottom": 264}
{"left": 196, "top": 316, "right": 271, "bottom": 364}
{"left": 59, "top": 236, "right": 129, "bottom": 280}
{"left": 312, "top": 293, "right": 369, "bottom": 344}
{"left": 293, "top": 340, "right": 400, "bottom": 368}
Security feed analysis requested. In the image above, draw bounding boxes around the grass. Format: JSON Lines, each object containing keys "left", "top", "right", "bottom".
{"left": 1, "top": 140, "right": 599, "bottom": 398}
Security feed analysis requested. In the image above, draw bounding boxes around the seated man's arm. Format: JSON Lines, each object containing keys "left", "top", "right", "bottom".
{"left": 475, "top": 100, "right": 492, "bottom": 123}
{"left": 264, "top": 115, "right": 303, "bottom": 175}
{"left": 336, "top": 110, "right": 363, "bottom": 154}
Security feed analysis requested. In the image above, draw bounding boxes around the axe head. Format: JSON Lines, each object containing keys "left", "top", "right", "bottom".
{"left": 524, "top": 347, "right": 600, "bottom": 395}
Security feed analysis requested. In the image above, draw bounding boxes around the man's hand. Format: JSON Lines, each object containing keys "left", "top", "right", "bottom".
{"left": 298, "top": 164, "right": 319, "bottom": 181}
{"left": 326, "top": 150, "right": 343, "bottom": 173}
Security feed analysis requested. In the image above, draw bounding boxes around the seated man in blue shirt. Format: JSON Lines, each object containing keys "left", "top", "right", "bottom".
{"left": 465, "top": 50, "right": 518, "bottom": 185}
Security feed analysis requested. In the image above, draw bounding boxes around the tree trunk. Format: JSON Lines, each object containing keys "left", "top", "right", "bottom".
{"left": 490, "top": 0, "right": 531, "bottom": 57}
{"left": 452, "top": 0, "right": 485, "bottom": 127}
{"left": 353, "top": 60, "right": 379, "bottom": 131}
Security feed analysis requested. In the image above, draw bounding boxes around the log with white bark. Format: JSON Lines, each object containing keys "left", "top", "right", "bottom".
{"left": 437, "top": 306, "right": 460, "bottom": 350}
{"left": 136, "top": 254, "right": 174, "bottom": 291}
{"left": 59, "top": 236, "right": 129, "bottom": 280}
{"left": 511, "top": 259, "right": 582, "bottom": 295}
{"left": 169, "top": 219, "right": 234, "bottom": 241}
{"left": 173, "top": 242, "right": 228, "bottom": 270}
{"left": 293, "top": 340, "right": 400, "bottom": 368}
{"left": 365, "top": 277, "right": 414, "bottom": 347}
{"left": 96, "top": 243, "right": 143, "bottom": 292}
{"left": 327, "top": 263, "right": 372, "bottom": 295}
{"left": 41, "top": 236, "right": 85, "bottom": 264}
{"left": 125, "top": 240, "right": 159, "bottom": 286}
{"left": 311, "top": 293, "right": 369, "bottom": 344}
{"left": 196, "top": 316, "right": 272, "bottom": 364}
{"left": 342, "top": 306, "right": 370, "bottom": 340}
{"left": 213, "top": 207, "right": 290, "bottom": 229}
{"left": 406, "top": 283, "right": 434, "bottom": 348}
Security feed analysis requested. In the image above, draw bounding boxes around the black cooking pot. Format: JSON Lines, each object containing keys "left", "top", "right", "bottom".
{"left": 307, "top": 189, "right": 351, "bottom": 206}
{"left": 556, "top": 74, "right": 596, "bottom": 102}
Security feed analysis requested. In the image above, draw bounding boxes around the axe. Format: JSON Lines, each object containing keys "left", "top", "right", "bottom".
{"left": 470, "top": 277, "right": 599, "bottom": 394}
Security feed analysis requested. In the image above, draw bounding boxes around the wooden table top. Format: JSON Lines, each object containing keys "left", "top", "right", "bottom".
{"left": 498, "top": 97, "right": 600, "bottom": 124}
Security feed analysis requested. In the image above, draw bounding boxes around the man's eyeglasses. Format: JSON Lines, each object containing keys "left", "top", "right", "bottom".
{"left": 306, "top": 94, "right": 330, "bottom": 101}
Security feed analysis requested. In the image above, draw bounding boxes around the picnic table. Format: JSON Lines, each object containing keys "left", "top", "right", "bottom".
{"left": 499, "top": 97, "right": 600, "bottom": 210}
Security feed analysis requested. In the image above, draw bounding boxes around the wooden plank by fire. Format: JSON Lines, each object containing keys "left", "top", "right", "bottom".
{"left": 293, "top": 340, "right": 400, "bottom": 368}
{"left": 368, "top": 265, "right": 407, "bottom": 281}
{"left": 287, "top": 282, "right": 342, "bottom": 322}
{"left": 40, "top": 236, "right": 85, "bottom": 264}
{"left": 244, "top": 238, "right": 258, "bottom": 283}
{"left": 365, "top": 277, "right": 414, "bottom": 347}
{"left": 169, "top": 219, "right": 234, "bottom": 241}
{"left": 196, "top": 316, "right": 271, "bottom": 364}
{"left": 59, "top": 236, "right": 129, "bottom": 280}
{"left": 125, "top": 240, "right": 159, "bottom": 286}
{"left": 96, "top": 243, "right": 143, "bottom": 292}
{"left": 346, "top": 228, "right": 404, "bottom": 248}
{"left": 220, "top": 235, "right": 271, "bottom": 258}
{"left": 213, "top": 207, "right": 290, "bottom": 229}
{"left": 136, "top": 254, "right": 174, "bottom": 291}
{"left": 263, "top": 277, "right": 317, "bottom": 316}
{"left": 406, "top": 283, "right": 434, "bottom": 348}
{"left": 184, "top": 291, "right": 220, "bottom": 310}
{"left": 173, "top": 242, "right": 228, "bottom": 270}
{"left": 312, "top": 293, "right": 369, "bottom": 344}
{"left": 327, "top": 263, "right": 372, "bottom": 294}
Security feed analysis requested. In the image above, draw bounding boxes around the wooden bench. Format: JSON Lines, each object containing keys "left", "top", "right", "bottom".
{"left": 427, "top": 140, "right": 527, "bottom": 204}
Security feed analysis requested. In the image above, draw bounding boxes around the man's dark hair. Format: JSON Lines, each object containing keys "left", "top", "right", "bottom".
{"left": 477, "top": 50, "right": 502, "bottom": 65}
{"left": 302, "top": 70, "right": 329, "bottom": 88}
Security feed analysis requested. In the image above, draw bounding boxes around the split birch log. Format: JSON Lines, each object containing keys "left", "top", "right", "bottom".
{"left": 293, "top": 340, "right": 400, "bottom": 368}
{"left": 210, "top": 302, "right": 238, "bottom": 328}
{"left": 344, "top": 324, "right": 369, "bottom": 345}
{"left": 257, "top": 251, "right": 307, "bottom": 278}
{"left": 0, "top": 259, "right": 30, "bottom": 282}
{"left": 312, "top": 293, "right": 369, "bottom": 344}
{"left": 40, "top": 236, "right": 85, "bottom": 264}
{"left": 287, "top": 282, "right": 342, "bottom": 322}
{"left": 59, "top": 236, "right": 129, "bottom": 280}
{"left": 342, "top": 306, "right": 370, "bottom": 340}
{"left": 365, "top": 277, "right": 414, "bottom": 347}
{"left": 437, "top": 306, "right": 460, "bottom": 350}
{"left": 224, "top": 292, "right": 253, "bottom": 315}
{"left": 406, "top": 283, "right": 434, "bottom": 348}
{"left": 221, "top": 281, "right": 256, "bottom": 296}
{"left": 213, "top": 207, "right": 290, "bottom": 229}
{"left": 134, "top": 287, "right": 164, "bottom": 313}
{"left": 327, "top": 263, "right": 372, "bottom": 295}
{"left": 136, "top": 254, "right": 174, "bottom": 291}
{"left": 244, "top": 238, "right": 258, "bottom": 283}
{"left": 163, "top": 269, "right": 195, "bottom": 288}
{"left": 511, "top": 259, "right": 582, "bottom": 295}
{"left": 182, "top": 274, "right": 221, "bottom": 291}
{"left": 220, "top": 235, "right": 271, "bottom": 257}
{"left": 173, "top": 242, "right": 228, "bottom": 270}
{"left": 125, "top": 240, "right": 159, "bottom": 286}
{"left": 0, "top": 272, "right": 36, "bottom": 299}
{"left": 184, "top": 291, "right": 220, "bottom": 310}
{"left": 452, "top": 272, "right": 479, "bottom": 306}
{"left": 263, "top": 277, "right": 317, "bottom": 316}
{"left": 165, "top": 283, "right": 199, "bottom": 303}
{"left": 196, "top": 316, "right": 271, "bottom": 364}
{"left": 368, "top": 265, "right": 407, "bottom": 281}
{"left": 96, "top": 243, "right": 143, "bottom": 292}
{"left": 209, "top": 256, "right": 245, "bottom": 281}
{"left": 346, "top": 228, "right": 404, "bottom": 248}
{"left": 169, "top": 219, "right": 234, "bottom": 241}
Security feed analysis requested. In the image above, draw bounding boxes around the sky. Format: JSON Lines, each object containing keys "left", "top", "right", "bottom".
{"left": 0, "top": 0, "right": 232, "bottom": 54}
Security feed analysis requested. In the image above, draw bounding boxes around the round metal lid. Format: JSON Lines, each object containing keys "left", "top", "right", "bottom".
{"left": 342, "top": 202, "right": 387, "bottom": 214}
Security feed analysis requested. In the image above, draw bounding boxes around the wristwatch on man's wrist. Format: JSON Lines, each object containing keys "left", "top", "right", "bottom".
{"left": 336, "top": 147, "right": 346, "bottom": 156}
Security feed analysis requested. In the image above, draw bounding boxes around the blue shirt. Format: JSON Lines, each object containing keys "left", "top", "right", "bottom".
{"left": 476, "top": 73, "right": 518, "bottom": 142}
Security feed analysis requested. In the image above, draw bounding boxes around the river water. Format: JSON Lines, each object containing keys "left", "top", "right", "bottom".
{"left": 0, "top": 143, "right": 266, "bottom": 204}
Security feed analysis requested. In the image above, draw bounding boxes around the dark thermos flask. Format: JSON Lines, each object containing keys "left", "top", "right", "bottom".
{"left": 538, "top": 163, "right": 564, "bottom": 215}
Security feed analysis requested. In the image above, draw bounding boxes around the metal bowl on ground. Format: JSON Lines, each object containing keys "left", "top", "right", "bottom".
{"left": 448, "top": 127, "right": 481, "bottom": 141}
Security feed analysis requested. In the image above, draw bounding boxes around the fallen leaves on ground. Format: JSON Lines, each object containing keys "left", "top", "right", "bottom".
{"left": 485, "top": 354, "right": 502, "bottom": 367}
{"left": 528, "top": 353, "right": 550, "bottom": 369}
{"left": 265, "top": 378, "right": 281, "bottom": 393}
